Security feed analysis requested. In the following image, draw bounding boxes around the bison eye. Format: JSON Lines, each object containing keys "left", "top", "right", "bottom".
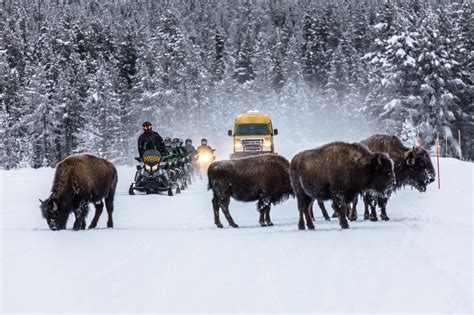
{"left": 419, "top": 160, "right": 426, "bottom": 167}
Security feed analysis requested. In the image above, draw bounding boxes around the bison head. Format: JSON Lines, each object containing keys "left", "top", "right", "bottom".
{"left": 370, "top": 153, "right": 396, "bottom": 195}
{"left": 39, "top": 198, "right": 68, "bottom": 230}
{"left": 404, "top": 147, "right": 436, "bottom": 192}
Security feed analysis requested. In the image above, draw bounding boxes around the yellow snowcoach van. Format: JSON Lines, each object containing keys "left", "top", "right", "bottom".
{"left": 228, "top": 111, "right": 278, "bottom": 159}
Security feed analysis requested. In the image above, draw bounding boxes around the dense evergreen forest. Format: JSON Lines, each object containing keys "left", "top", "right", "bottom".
{"left": 0, "top": 0, "right": 472, "bottom": 168}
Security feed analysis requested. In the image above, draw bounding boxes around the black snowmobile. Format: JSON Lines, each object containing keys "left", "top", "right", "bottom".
{"left": 129, "top": 149, "right": 173, "bottom": 196}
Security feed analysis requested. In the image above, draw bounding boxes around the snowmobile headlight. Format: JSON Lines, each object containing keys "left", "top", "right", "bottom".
{"left": 151, "top": 164, "right": 159, "bottom": 172}
{"left": 144, "top": 164, "right": 152, "bottom": 172}
{"left": 199, "top": 153, "right": 212, "bottom": 162}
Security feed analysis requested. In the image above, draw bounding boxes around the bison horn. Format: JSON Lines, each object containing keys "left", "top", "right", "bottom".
{"left": 52, "top": 201, "right": 58, "bottom": 211}
{"left": 39, "top": 199, "right": 44, "bottom": 204}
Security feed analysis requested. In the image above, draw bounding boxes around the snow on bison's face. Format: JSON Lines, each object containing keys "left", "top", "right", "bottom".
{"left": 404, "top": 147, "right": 436, "bottom": 192}
{"left": 39, "top": 198, "right": 68, "bottom": 231}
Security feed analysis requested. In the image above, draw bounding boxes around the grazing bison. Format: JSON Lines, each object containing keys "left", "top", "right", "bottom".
{"left": 352, "top": 134, "right": 435, "bottom": 221}
{"left": 290, "top": 142, "right": 395, "bottom": 230}
{"left": 207, "top": 154, "right": 293, "bottom": 228}
{"left": 39, "top": 154, "right": 118, "bottom": 231}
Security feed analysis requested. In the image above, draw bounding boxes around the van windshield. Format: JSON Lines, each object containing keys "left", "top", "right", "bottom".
{"left": 236, "top": 124, "right": 270, "bottom": 136}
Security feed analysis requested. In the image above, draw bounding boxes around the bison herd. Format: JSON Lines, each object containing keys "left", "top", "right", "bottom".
{"left": 39, "top": 134, "right": 435, "bottom": 231}
{"left": 208, "top": 134, "right": 435, "bottom": 230}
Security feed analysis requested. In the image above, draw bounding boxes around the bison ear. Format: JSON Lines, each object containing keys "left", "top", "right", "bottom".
{"left": 377, "top": 154, "right": 383, "bottom": 166}
{"left": 405, "top": 150, "right": 416, "bottom": 166}
{"left": 372, "top": 154, "right": 384, "bottom": 170}
{"left": 52, "top": 201, "right": 58, "bottom": 212}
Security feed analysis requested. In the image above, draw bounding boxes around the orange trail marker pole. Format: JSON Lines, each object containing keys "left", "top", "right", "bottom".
{"left": 436, "top": 133, "right": 440, "bottom": 190}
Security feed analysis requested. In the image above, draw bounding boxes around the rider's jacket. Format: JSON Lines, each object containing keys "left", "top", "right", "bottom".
{"left": 138, "top": 130, "right": 166, "bottom": 157}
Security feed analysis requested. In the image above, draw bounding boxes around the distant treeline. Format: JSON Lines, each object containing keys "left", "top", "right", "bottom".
{"left": 0, "top": 0, "right": 472, "bottom": 168}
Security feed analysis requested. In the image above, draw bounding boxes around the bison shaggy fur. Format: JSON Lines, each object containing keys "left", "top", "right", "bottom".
{"left": 207, "top": 154, "right": 293, "bottom": 228}
{"left": 40, "top": 154, "right": 118, "bottom": 231}
{"left": 290, "top": 142, "right": 395, "bottom": 230}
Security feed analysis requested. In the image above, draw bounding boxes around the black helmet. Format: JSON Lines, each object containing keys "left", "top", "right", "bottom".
{"left": 172, "top": 138, "right": 179, "bottom": 143}
{"left": 164, "top": 137, "right": 171, "bottom": 142}
{"left": 142, "top": 121, "right": 152, "bottom": 129}
{"left": 201, "top": 138, "right": 208, "bottom": 145}
{"left": 178, "top": 138, "right": 184, "bottom": 145}
{"left": 185, "top": 138, "right": 192, "bottom": 145}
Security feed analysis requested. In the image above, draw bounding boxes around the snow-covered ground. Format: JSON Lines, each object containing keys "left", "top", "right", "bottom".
{"left": 1, "top": 154, "right": 472, "bottom": 313}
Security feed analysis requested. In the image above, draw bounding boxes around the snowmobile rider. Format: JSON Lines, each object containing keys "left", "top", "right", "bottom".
{"left": 196, "top": 138, "right": 214, "bottom": 153}
{"left": 137, "top": 121, "right": 166, "bottom": 158}
{"left": 184, "top": 138, "right": 196, "bottom": 160}
{"left": 173, "top": 138, "right": 188, "bottom": 164}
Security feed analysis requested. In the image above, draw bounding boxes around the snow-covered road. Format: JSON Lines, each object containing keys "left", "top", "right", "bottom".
{"left": 1, "top": 158, "right": 472, "bottom": 313}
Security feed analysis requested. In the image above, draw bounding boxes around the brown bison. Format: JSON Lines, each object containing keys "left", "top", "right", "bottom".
{"left": 39, "top": 154, "right": 118, "bottom": 231}
{"left": 207, "top": 154, "right": 293, "bottom": 228}
{"left": 291, "top": 142, "right": 395, "bottom": 230}
{"left": 351, "top": 134, "right": 436, "bottom": 221}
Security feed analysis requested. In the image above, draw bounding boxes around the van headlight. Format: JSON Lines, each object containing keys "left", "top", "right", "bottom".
{"left": 234, "top": 142, "right": 244, "bottom": 152}
{"left": 262, "top": 140, "right": 272, "bottom": 151}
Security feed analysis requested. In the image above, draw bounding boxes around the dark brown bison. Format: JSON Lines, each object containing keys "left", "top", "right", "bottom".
{"left": 290, "top": 142, "right": 395, "bottom": 230}
{"left": 207, "top": 154, "right": 293, "bottom": 228}
{"left": 351, "top": 134, "right": 436, "bottom": 221}
{"left": 39, "top": 154, "right": 118, "bottom": 231}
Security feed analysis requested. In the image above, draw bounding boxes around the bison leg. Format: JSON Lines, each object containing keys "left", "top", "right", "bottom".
{"left": 363, "top": 193, "right": 377, "bottom": 221}
{"left": 264, "top": 205, "right": 273, "bottom": 226}
{"left": 212, "top": 195, "right": 223, "bottom": 228}
{"left": 88, "top": 201, "right": 104, "bottom": 229}
{"left": 259, "top": 210, "right": 266, "bottom": 227}
{"left": 296, "top": 194, "right": 314, "bottom": 230}
{"left": 332, "top": 201, "right": 349, "bottom": 229}
{"left": 349, "top": 197, "right": 358, "bottom": 221}
{"left": 378, "top": 196, "right": 390, "bottom": 221}
{"left": 105, "top": 194, "right": 115, "bottom": 228}
{"left": 257, "top": 195, "right": 271, "bottom": 227}
{"left": 220, "top": 198, "right": 238, "bottom": 228}
{"left": 317, "top": 200, "right": 331, "bottom": 221}
{"left": 73, "top": 200, "right": 89, "bottom": 231}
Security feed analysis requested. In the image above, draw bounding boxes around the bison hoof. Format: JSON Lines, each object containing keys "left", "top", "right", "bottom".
{"left": 324, "top": 216, "right": 331, "bottom": 221}
{"left": 266, "top": 222, "right": 274, "bottom": 226}
{"left": 88, "top": 224, "right": 96, "bottom": 229}
{"left": 364, "top": 214, "right": 370, "bottom": 220}
{"left": 307, "top": 224, "right": 315, "bottom": 230}
{"left": 107, "top": 222, "right": 113, "bottom": 228}
{"left": 340, "top": 224, "right": 350, "bottom": 229}
{"left": 369, "top": 215, "right": 378, "bottom": 222}
{"left": 230, "top": 223, "right": 239, "bottom": 228}
{"left": 216, "top": 223, "right": 224, "bottom": 228}
{"left": 349, "top": 215, "right": 357, "bottom": 222}
{"left": 298, "top": 223, "right": 306, "bottom": 230}
{"left": 381, "top": 215, "right": 390, "bottom": 221}
{"left": 260, "top": 222, "right": 267, "bottom": 227}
